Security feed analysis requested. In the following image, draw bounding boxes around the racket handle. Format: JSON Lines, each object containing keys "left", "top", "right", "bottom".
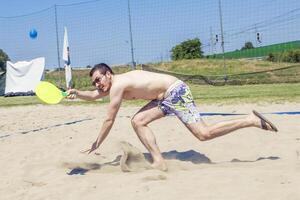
{"left": 62, "top": 91, "right": 68, "bottom": 97}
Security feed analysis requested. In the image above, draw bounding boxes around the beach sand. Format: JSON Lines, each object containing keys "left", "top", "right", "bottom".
{"left": 0, "top": 102, "right": 300, "bottom": 200}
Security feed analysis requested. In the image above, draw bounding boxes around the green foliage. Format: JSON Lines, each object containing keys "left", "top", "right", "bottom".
{"left": 284, "top": 50, "right": 300, "bottom": 62}
{"left": 267, "top": 53, "right": 276, "bottom": 62}
{"left": 267, "top": 50, "right": 300, "bottom": 63}
{"left": 145, "top": 59, "right": 300, "bottom": 85}
{"left": 241, "top": 41, "right": 254, "bottom": 50}
{"left": 0, "top": 49, "right": 10, "bottom": 71}
{"left": 171, "top": 38, "right": 203, "bottom": 61}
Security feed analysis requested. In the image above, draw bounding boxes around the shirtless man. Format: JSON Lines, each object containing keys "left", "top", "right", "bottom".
{"left": 67, "top": 63, "right": 278, "bottom": 171}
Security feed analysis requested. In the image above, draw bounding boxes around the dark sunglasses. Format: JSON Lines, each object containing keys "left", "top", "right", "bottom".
{"left": 92, "top": 75, "right": 104, "bottom": 86}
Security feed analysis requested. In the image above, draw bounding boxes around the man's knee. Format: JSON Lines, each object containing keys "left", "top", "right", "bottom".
{"left": 192, "top": 128, "right": 212, "bottom": 141}
{"left": 131, "top": 114, "right": 147, "bottom": 128}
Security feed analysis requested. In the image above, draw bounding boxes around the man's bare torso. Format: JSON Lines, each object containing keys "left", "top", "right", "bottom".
{"left": 112, "top": 70, "right": 178, "bottom": 100}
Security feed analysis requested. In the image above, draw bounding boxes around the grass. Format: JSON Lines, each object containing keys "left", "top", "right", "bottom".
{"left": 1, "top": 83, "right": 299, "bottom": 107}
{"left": 189, "top": 82, "right": 300, "bottom": 104}
{"left": 148, "top": 59, "right": 294, "bottom": 75}
{"left": 146, "top": 59, "right": 300, "bottom": 85}
{"left": 1, "top": 59, "right": 299, "bottom": 107}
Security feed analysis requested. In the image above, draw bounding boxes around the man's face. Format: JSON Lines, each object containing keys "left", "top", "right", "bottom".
{"left": 91, "top": 70, "right": 112, "bottom": 92}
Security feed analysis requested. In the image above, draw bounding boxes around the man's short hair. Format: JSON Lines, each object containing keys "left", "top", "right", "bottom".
{"left": 89, "top": 63, "right": 114, "bottom": 77}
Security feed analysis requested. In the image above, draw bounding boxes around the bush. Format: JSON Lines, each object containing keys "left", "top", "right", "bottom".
{"left": 267, "top": 53, "right": 275, "bottom": 62}
{"left": 241, "top": 41, "right": 254, "bottom": 50}
{"left": 267, "top": 49, "right": 300, "bottom": 63}
{"left": 171, "top": 38, "right": 203, "bottom": 61}
{"left": 285, "top": 50, "right": 300, "bottom": 63}
{"left": 0, "top": 49, "right": 10, "bottom": 71}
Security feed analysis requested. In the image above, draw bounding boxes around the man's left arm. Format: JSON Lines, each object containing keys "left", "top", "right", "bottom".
{"left": 84, "top": 86, "right": 123, "bottom": 154}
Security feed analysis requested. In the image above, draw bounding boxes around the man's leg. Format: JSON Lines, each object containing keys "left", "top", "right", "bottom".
{"left": 185, "top": 111, "right": 276, "bottom": 141}
{"left": 131, "top": 101, "right": 167, "bottom": 171}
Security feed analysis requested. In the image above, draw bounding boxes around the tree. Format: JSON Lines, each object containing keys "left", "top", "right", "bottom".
{"left": 0, "top": 49, "right": 10, "bottom": 71}
{"left": 171, "top": 38, "right": 203, "bottom": 61}
{"left": 241, "top": 42, "right": 254, "bottom": 50}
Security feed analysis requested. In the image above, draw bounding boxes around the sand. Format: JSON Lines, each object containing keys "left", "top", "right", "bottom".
{"left": 0, "top": 102, "right": 300, "bottom": 200}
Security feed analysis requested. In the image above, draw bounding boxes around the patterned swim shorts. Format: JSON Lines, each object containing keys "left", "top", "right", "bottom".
{"left": 150, "top": 80, "right": 201, "bottom": 124}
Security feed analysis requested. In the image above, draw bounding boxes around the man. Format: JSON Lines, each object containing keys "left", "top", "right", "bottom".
{"left": 67, "top": 63, "right": 278, "bottom": 171}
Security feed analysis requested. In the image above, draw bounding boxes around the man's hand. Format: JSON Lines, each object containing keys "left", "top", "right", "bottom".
{"left": 81, "top": 140, "right": 100, "bottom": 154}
{"left": 66, "top": 89, "right": 77, "bottom": 99}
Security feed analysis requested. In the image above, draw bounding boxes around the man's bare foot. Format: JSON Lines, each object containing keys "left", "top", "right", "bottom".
{"left": 248, "top": 113, "right": 263, "bottom": 128}
{"left": 151, "top": 161, "right": 168, "bottom": 172}
{"left": 250, "top": 110, "right": 278, "bottom": 132}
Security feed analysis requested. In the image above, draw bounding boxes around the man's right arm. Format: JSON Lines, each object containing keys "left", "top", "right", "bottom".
{"left": 67, "top": 89, "right": 108, "bottom": 101}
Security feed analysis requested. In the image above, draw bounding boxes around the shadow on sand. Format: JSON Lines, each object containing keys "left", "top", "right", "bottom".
{"left": 66, "top": 150, "right": 280, "bottom": 175}
{"left": 144, "top": 150, "right": 212, "bottom": 164}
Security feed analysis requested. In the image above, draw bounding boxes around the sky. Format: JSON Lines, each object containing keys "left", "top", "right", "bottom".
{"left": 0, "top": 0, "right": 299, "bottom": 69}
{"left": 0, "top": 0, "right": 86, "bottom": 15}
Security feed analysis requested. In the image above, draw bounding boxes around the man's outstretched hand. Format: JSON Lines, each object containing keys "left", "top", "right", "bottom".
{"left": 66, "top": 89, "right": 77, "bottom": 99}
{"left": 81, "top": 140, "right": 100, "bottom": 154}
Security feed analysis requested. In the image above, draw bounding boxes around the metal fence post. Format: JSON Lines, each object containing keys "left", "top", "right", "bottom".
{"left": 54, "top": 4, "right": 63, "bottom": 87}
{"left": 218, "top": 0, "right": 227, "bottom": 82}
{"left": 127, "top": 0, "right": 136, "bottom": 69}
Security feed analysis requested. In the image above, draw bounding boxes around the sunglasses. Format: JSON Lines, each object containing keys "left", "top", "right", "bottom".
{"left": 92, "top": 75, "right": 104, "bottom": 86}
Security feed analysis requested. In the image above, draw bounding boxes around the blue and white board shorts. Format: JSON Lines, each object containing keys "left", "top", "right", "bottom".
{"left": 150, "top": 80, "right": 201, "bottom": 124}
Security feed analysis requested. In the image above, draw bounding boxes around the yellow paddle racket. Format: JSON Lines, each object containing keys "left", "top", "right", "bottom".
{"left": 35, "top": 81, "right": 68, "bottom": 104}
